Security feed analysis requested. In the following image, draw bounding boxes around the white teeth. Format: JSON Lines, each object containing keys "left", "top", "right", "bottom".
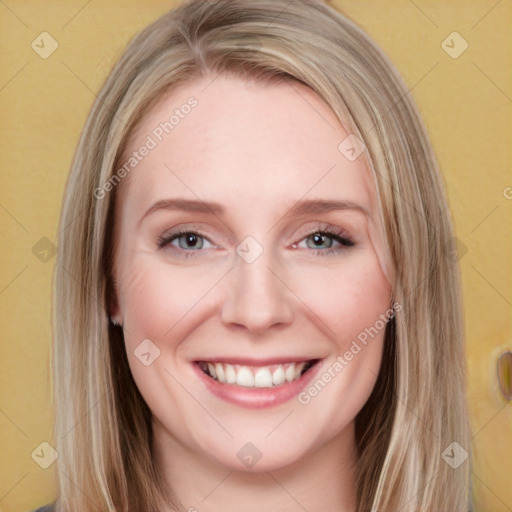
{"left": 215, "top": 363, "right": 225, "bottom": 382}
{"left": 236, "top": 366, "right": 255, "bottom": 387}
{"left": 254, "top": 367, "right": 273, "bottom": 387}
{"left": 224, "top": 364, "right": 237, "bottom": 384}
{"left": 285, "top": 363, "right": 296, "bottom": 383}
{"left": 207, "top": 363, "right": 217, "bottom": 379}
{"left": 272, "top": 366, "right": 285, "bottom": 386}
{"left": 202, "top": 361, "right": 311, "bottom": 388}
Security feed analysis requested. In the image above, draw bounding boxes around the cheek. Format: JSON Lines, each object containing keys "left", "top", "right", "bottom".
{"left": 118, "top": 255, "right": 227, "bottom": 345}
{"left": 290, "top": 252, "right": 391, "bottom": 343}
{"left": 290, "top": 256, "right": 391, "bottom": 434}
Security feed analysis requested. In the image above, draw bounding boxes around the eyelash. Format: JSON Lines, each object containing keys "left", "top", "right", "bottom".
{"left": 157, "top": 226, "right": 355, "bottom": 258}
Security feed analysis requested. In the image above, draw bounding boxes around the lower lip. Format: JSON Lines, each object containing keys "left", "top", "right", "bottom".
{"left": 192, "top": 360, "right": 322, "bottom": 409}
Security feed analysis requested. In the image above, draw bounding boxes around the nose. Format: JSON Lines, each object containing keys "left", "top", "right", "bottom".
{"left": 220, "top": 247, "right": 294, "bottom": 334}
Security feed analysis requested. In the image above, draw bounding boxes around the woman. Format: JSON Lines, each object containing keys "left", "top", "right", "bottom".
{"left": 37, "top": 0, "right": 472, "bottom": 510}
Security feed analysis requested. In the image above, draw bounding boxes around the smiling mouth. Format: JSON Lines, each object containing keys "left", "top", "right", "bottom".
{"left": 196, "top": 360, "right": 319, "bottom": 388}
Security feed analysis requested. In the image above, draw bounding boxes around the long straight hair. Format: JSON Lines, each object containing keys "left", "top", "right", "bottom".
{"left": 52, "top": 1, "right": 472, "bottom": 510}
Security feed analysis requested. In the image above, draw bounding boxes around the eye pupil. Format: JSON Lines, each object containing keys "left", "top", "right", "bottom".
{"left": 179, "top": 233, "right": 203, "bottom": 249}
{"left": 309, "top": 232, "right": 331, "bottom": 249}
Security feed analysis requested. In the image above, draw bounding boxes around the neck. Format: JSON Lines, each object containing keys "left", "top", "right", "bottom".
{"left": 153, "top": 419, "right": 358, "bottom": 512}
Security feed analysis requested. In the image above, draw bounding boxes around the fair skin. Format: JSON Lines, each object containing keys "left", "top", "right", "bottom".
{"left": 110, "top": 73, "right": 393, "bottom": 512}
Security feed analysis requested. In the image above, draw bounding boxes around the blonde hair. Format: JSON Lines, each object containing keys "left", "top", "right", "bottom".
{"left": 52, "top": 0, "right": 472, "bottom": 510}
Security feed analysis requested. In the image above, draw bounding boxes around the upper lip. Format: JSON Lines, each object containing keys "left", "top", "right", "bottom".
{"left": 194, "top": 356, "right": 320, "bottom": 366}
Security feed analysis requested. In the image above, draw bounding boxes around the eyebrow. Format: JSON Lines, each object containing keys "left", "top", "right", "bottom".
{"left": 140, "top": 199, "right": 224, "bottom": 225}
{"left": 140, "top": 197, "right": 369, "bottom": 225}
{"left": 286, "top": 199, "right": 369, "bottom": 217}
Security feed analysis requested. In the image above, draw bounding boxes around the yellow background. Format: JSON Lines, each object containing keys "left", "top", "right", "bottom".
{"left": 0, "top": 1, "right": 510, "bottom": 510}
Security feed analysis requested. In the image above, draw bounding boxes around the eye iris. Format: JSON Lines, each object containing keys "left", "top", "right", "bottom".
{"left": 308, "top": 232, "right": 331, "bottom": 249}
{"left": 179, "top": 233, "right": 203, "bottom": 249}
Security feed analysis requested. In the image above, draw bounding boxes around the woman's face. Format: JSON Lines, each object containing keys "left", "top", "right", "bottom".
{"left": 111, "top": 74, "right": 393, "bottom": 472}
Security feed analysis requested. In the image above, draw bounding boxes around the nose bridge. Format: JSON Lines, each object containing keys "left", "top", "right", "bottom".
{"left": 221, "top": 241, "right": 294, "bottom": 332}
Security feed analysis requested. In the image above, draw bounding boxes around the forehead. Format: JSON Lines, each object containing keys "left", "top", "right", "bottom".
{"left": 119, "top": 73, "right": 376, "bottom": 221}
